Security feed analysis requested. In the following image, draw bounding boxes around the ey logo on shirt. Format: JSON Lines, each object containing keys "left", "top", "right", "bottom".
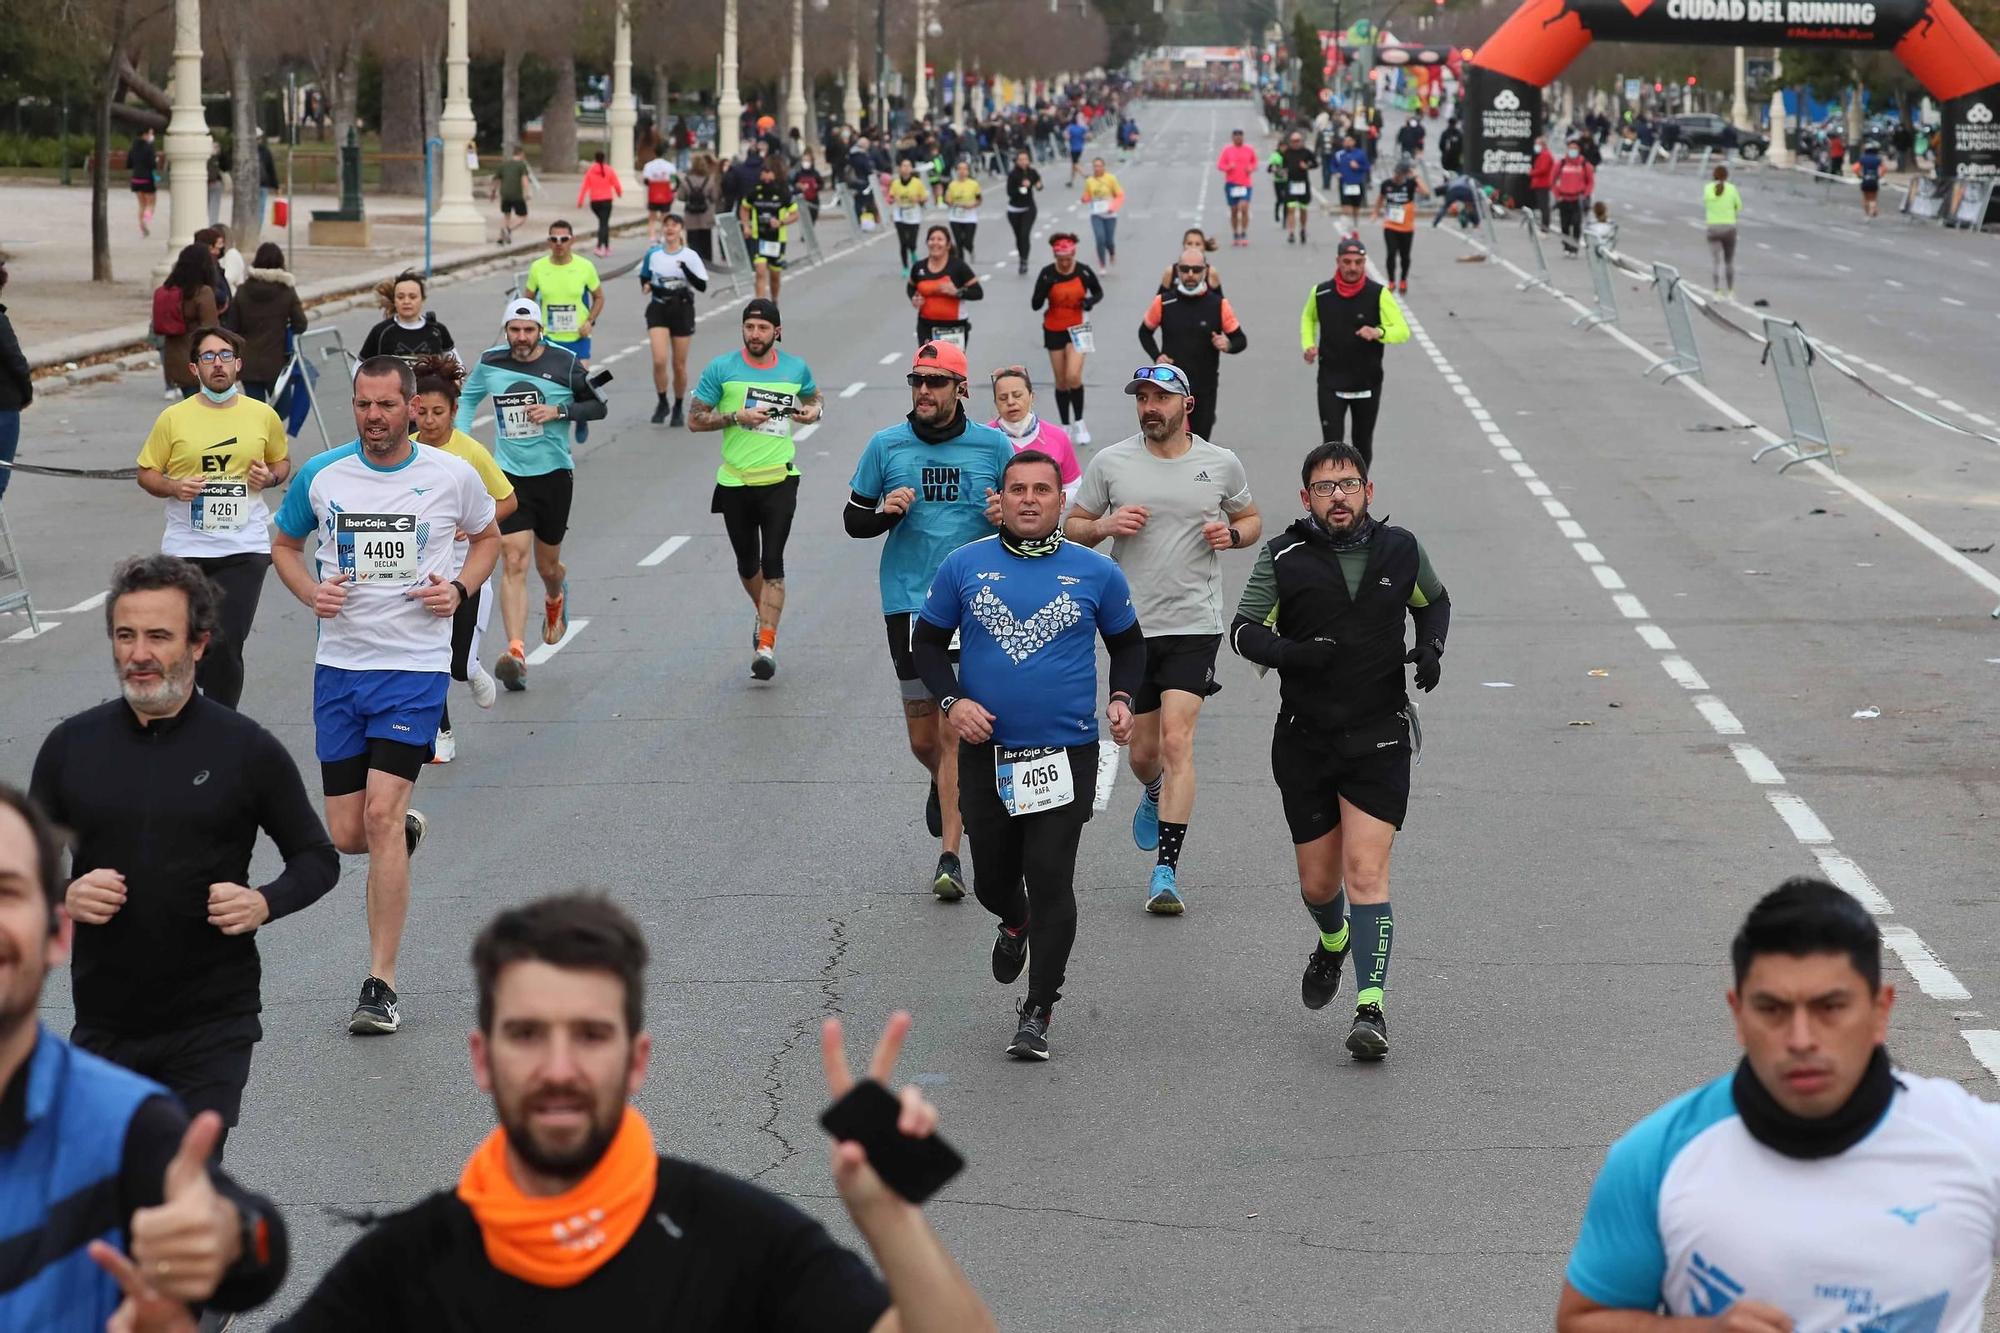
{"left": 921, "top": 465, "right": 961, "bottom": 503}
{"left": 200, "top": 453, "right": 233, "bottom": 474}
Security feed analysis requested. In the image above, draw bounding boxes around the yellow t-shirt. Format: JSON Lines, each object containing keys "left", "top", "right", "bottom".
{"left": 1082, "top": 173, "right": 1122, "bottom": 207}
{"left": 888, "top": 175, "right": 930, "bottom": 222}
{"left": 944, "top": 178, "right": 982, "bottom": 209}
{"left": 136, "top": 394, "right": 289, "bottom": 557}
{"left": 429, "top": 429, "right": 513, "bottom": 503}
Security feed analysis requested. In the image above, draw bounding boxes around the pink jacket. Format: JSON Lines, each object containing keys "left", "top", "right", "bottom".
{"left": 577, "top": 162, "right": 624, "bottom": 205}
{"left": 988, "top": 416, "right": 1082, "bottom": 493}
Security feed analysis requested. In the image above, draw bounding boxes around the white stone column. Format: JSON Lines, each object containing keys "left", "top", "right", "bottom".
{"left": 786, "top": 0, "right": 809, "bottom": 137}
{"left": 431, "top": 0, "right": 486, "bottom": 245}
{"left": 952, "top": 55, "right": 964, "bottom": 124}
{"left": 1730, "top": 46, "right": 1750, "bottom": 129}
{"left": 913, "top": 0, "right": 930, "bottom": 121}
{"left": 609, "top": 0, "right": 637, "bottom": 179}
{"left": 719, "top": 0, "right": 744, "bottom": 161}
{"left": 844, "top": 31, "right": 863, "bottom": 127}
{"left": 161, "top": 0, "right": 212, "bottom": 269}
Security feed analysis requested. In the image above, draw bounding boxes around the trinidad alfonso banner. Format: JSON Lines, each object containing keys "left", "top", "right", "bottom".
{"left": 1462, "top": 0, "right": 2000, "bottom": 199}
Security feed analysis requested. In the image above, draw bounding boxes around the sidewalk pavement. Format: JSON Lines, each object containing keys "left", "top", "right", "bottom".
{"left": 0, "top": 173, "right": 652, "bottom": 370}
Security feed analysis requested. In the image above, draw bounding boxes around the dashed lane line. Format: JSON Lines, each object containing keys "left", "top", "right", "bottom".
{"left": 637, "top": 535, "right": 689, "bottom": 568}
{"left": 525, "top": 617, "right": 590, "bottom": 665}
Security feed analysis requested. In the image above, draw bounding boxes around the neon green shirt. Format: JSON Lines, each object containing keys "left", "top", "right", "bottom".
{"left": 526, "top": 255, "right": 602, "bottom": 344}
{"left": 1703, "top": 181, "right": 1743, "bottom": 226}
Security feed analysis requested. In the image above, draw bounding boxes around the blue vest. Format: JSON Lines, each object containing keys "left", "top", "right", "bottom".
{"left": 0, "top": 1028, "right": 164, "bottom": 1331}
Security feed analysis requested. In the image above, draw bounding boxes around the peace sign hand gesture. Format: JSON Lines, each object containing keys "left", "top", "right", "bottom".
{"left": 819, "top": 1011, "right": 939, "bottom": 1222}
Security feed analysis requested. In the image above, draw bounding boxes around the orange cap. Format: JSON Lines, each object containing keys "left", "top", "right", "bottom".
{"left": 910, "top": 340, "right": 969, "bottom": 380}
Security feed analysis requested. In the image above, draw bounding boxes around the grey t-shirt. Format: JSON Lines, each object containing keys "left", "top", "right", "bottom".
{"left": 1073, "top": 432, "right": 1253, "bottom": 636}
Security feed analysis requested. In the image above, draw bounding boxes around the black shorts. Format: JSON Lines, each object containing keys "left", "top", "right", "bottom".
{"left": 884, "top": 612, "right": 957, "bottom": 704}
{"left": 710, "top": 474, "right": 799, "bottom": 581}
{"left": 501, "top": 198, "right": 528, "bottom": 217}
{"left": 72, "top": 1012, "right": 262, "bottom": 1138}
{"left": 1860, "top": 181, "right": 1880, "bottom": 195}
{"left": 322, "top": 738, "right": 431, "bottom": 795}
{"left": 501, "top": 468, "right": 574, "bottom": 547}
{"left": 1069, "top": 149, "right": 1084, "bottom": 163}
{"left": 1134, "top": 634, "right": 1222, "bottom": 714}
{"left": 1271, "top": 711, "right": 1412, "bottom": 841}
{"left": 646, "top": 297, "right": 696, "bottom": 336}
{"left": 1044, "top": 326, "right": 1081, "bottom": 352}
{"left": 648, "top": 202, "right": 675, "bottom": 217}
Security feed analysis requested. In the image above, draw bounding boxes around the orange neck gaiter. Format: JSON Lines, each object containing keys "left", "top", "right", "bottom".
{"left": 456, "top": 1104, "right": 657, "bottom": 1288}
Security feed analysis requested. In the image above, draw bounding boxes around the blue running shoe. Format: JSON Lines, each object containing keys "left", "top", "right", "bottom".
{"left": 1132, "top": 790, "right": 1159, "bottom": 852}
{"left": 1145, "top": 864, "right": 1184, "bottom": 915}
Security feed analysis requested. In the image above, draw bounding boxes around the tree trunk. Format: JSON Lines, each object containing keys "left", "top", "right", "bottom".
{"left": 422, "top": 35, "right": 444, "bottom": 147}
{"left": 228, "top": 40, "right": 263, "bottom": 250}
{"left": 653, "top": 59, "right": 670, "bottom": 149}
{"left": 331, "top": 40, "right": 361, "bottom": 199}
{"left": 541, "top": 37, "right": 578, "bottom": 175}
{"left": 502, "top": 40, "right": 523, "bottom": 158}
{"left": 380, "top": 54, "right": 425, "bottom": 194}
{"left": 93, "top": 27, "right": 127, "bottom": 283}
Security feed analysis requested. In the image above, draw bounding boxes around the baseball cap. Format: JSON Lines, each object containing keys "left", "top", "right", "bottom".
{"left": 909, "top": 340, "right": 969, "bottom": 380}
{"left": 742, "top": 298, "right": 782, "bottom": 326}
{"left": 503, "top": 297, "right": 541, "bottom": 326}
{"left": 1124, "top": 364, "right": 1192, "bottom": 397}
{"left": 1336, "top": 237, "right": 1368, "bottom": 257}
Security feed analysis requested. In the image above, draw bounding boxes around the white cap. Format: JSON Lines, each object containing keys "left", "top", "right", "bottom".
{"left": 503, "top": 297, "right": 541, "bottom": 326}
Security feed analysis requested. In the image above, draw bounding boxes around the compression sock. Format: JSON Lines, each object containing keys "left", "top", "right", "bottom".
{"left": 1156, "top": 821, "right": 1187, "bottom": 870}
{"left": 1304, "top": 889, "right": 1348, "bottom": 952}
{"left": 757, "top": 625, "right": 776, "bottom": 652}
{"left": 1073, "top": 386, "right": 1085, "bottom": 419}
{"left": 438, "top": 700, "right": 451, "bottom": 733}
{"left": 1351, "top": 901, "right": 1393, "bottom": 1008}
{"left": 1055, "top": 389, "right": 1075, "bottom": 424}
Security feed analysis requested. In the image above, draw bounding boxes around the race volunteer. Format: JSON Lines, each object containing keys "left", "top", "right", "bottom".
{"left": 0, "top": 785, "right": 291, "bottom": 1333}
{"left": 358, "top": 270, "right": 458, "bottom": 367}
{"left": 638, "top": 215, "right": 710, "bottom": 426}
{"left": 908, "top": 224, "right": 984, "bottom": 348}
{"left": 739, "top": 156, "right": 798, "bottom": 301}
{"left": 1066, "top": 365, "right": 1259, "bottom": 916}
{"left": 1029, "top": 233, "right": 1103, "bottom": 443}
{"left": 270, "top": 894, "right": 997, "bottom": 1333}
{"left": 525, "top": 220, "right": 604, "bottom": 440}
{"left": 30, "top": 555, "right": 339, "bottom": 1152}
{"left": 273, "top": 354, "right": 501, "bottom": 1036}
{"left": 846, "top": 339, "right": 1013, "bottom": 903}
{"left": 1300, "top": 238, "right": 1410, "bottom": 468}
{"left": 1139, "top": 247, "right": 1248, "bottom": 442}
{"left": 456, "top": 298, "right": 607, "bottom": 691}
{"left": 410, "top": 354, "right": 518, "bottom": 764}
{"left": 887, "top": 160, "right": 931, "bottom": 270}
{"left": 943, "top": 158, "right": 982, "bottom": 261}
{"left": 913, "top": 450, "right": 1142, "bottom": 1061}
{"left": 1229, "top": 442, "right": 1448, "bottom": 1061}
{"left": 1215, "top": 127, "right": 1259, "bottom": 246}
{"left": 134, "top": 325, "right": 290, "bottom": 711}
{"left": 1332, "top": 133, "right": 1372, "bottom": 235}
{"left": 1278, "top": 130, "right": 1319, "bottom": 245}
{"left": 1004, "top": 148, "right": 1042, "bottom": 274}
{"left": 1559, "top": 878, "right": 2000, "bottom": 1333}
{"left": 687, "top": 298, "right": 823, "bottom": 681}
{"left": 1370, "top": 159, "right": 1429, "bottom": 295}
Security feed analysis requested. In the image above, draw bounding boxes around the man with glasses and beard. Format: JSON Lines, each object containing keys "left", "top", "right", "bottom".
{"left": 30, "top": 555, "right": 339, "bottom": 1158}
{"left": 847, "top": 340, "right": 1014, "bottom": 904}
{"left": 271, "top": 893, "right": 997, "bottom": 1333}
{"left": 1139, "top": 246, "right": 1247, "bottom": 443}
{"left": 1229, "top": 442, "right": 1449, "bottom": 1062}
{"left": 0, "top": 784, "right": 292, "bottom": 1333}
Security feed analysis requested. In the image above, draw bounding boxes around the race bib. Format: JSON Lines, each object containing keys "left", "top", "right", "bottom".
{"left": 1090, "top": 197, "right": 1114, "bottom": 215}
{"left": 1289, "top": 181, "right": 1308, "bottom": 198}
{"left": 191, "top": 480, "right": 248, "bottom": 533}
{"left": 545, "top": 303, "right": 580, "bottom": 334}
{"left": 949, "top": 206, "right": 977, "bottom": 223}
{"left": 757, "top": 238, "right": 782, "bottom": 259}
{"left": 335, "top": 513, "right": 420, "bottom": 585}
{"left": 1387, "top": 203, "right": 1410, "bottom": 224}
{"left": 996, "top": 745, "right": 1074, "bottom": 817}
{"left": 1342, "top": 183, "right": 1363, "bottom": 200}
{"left": 1068, "top": 322, "right": 1095, "bottom": 354}
{"left": 930, "top": 323, "right": 967, "bottom": 348}
{"left": 1334, "top": 389, "right": 1374, "bottom": 400}
{"left": 893, "top": 204, "right": 923, "bottom": 225}
{"left": 742, "top": 386, "right": 795, "bottom": 438}
{"left": 494, "top": 390, "right": 542, "bottom": 440}
{"left": 1225, "top": 184, "right": 1249, "bottom": 202}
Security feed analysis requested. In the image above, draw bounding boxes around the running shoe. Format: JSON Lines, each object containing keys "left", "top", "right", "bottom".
{"left": 576, "top": 421, "right": 590, "bottom": 444}
{"left": 1398, "top": 279, "right": 1408, "bottom": 294}
{"left": 1301, "top": 938, "right": 1349, "bottom": 1010}
{"left": 495, "top": 643, "right": 528, "bottom": 692}
{"left": 991, "top": 921, "right": 1029, "bottom": 984}
{"left": 1008, "top": 999, "right": 1052, "bottom": 1060}
{"left": 543, "top": 582, "right": 568, "bottom": 645}
{"left": 469, "top": 663, "right": 498, "bottom": 708}
{"left": 1145, "top": 864, "right": 1185, "bottom": 915}
{"left": 348, "top": 976, "right": 401, "bottom": 1035}
{"left": 933, "top": 852, "right": 966, "bottom": 902}
{"left": 405, "top": 809, "right": 428, "bottom": 859}
{"left": 1073, "top": 420, "right": 1091, "bottom": 445}
{"left": 429, "top": 728, "right": 455, "bottom": 765}
{"left": 925, "top": 780, "right": 942, "bottom": 838}
{"left": 751, "top": 646, "right": 777, "bottom": 680}
{"left": 670, "top": 399, "right": 685, "bottom": 428}
{"left": 1131, "top": 789, "right": 1159, "bottom": 851}
{"left": 1347, "top": 1003, "right": 1389, "bottom": 1061}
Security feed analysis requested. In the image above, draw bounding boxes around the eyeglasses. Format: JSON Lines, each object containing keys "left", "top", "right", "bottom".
{"left": 1129, "top": 366, "right": 1188, "bottom": 389}
{"left": 906, "top": 373, "right": 961, "bottom": 390}
{"left": 195, "top": 349, "right": 239, "bottom": 364}
{"left": 1307, "top": 478, "right": 1365, "bottom": 496}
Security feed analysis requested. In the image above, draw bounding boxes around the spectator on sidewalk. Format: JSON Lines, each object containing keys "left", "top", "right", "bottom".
{"left": 1552, "top": 142, "right": 1596, "bottom": 254}
{"left": 1527, "top": 137, "right": 1556, "bottom": 230}
{"left": 0, "top": 256, "right": 28, "bottom": 503}
{"left": 258, "top": 138, "right": 279, "bottom": 224}
{"left": 206, "top": 147, "right": 224, "bottom": 229}
{"left": 128, "top": 127, "right": 159, "bottom": 237}
{"left": 158, "top": 245, "right": 221, "bottom": 400}
{"left": 578, "top": 152, "right": 624, "bottom": 257}
{"left": 491, "top": 145, "right": 536, "bottom": 246}
{"left": 680, "top": 153, "right": 719, "bottom": 265}
{"left": 233, "top": 244, "right": 308, "bottom": 404}
{"left": 1826, "top": 128, "right": 1846, "bottom": 178}
{"left": 195, "top": 229, "right": 236, "bottom": 330}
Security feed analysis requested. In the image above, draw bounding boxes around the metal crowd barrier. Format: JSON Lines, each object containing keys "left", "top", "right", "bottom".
{"left": 1572, "top": 241, "right": 1619, "bottom": 328}
{"left": 269, "top": 327, "right": 357, "bottom": 459}
{"left": 1516, "top": 212, "right": 1555, "bottom": 293}
{"left": 1480, "top": 197, "right": 1504, "bottom": 255}
{"left": 1751, "top": 317, "right": 1836, "bottom": 472}
{"left": 1645, "top": 262, "right": 1702, "bottom": 386}
{"left": 792, "top": 204, "right": 829, "bottom": 266}
{"left": 711, "top": 215, "right": 755, "bottom": 297}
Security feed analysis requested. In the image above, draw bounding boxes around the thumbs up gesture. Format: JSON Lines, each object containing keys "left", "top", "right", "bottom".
{"left": 128, "top": 1111, "right": 242, "bottom": 1303}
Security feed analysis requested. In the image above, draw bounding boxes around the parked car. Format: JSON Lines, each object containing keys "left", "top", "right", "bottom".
{"left": 1668, "top": 113, "right": 1769, "bottom": 159}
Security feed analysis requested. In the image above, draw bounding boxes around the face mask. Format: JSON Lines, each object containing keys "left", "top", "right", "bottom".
{"left": 1176, "top": 278, "right": 1207, "bottom": 296}
{"left": 1567, "top": 149, "right": 1580, "bottom": 159}
{"left": 198, "top": 382, "right": 239, "bottom": 404}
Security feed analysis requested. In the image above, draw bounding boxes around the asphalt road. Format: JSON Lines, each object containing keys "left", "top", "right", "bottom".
{"left": 10, "top": 101, "right": 2000, "bottom": 1330}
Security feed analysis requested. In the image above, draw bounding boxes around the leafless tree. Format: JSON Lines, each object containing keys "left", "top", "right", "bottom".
{"left": 60, "top": 0, "right": 171, "bottom": 281}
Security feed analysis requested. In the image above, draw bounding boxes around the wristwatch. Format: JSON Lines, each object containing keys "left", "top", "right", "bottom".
{"left": 1227, "top": 525, "right": 1243, "bottom": 549}
{"left": 939, "top": 695, "right": 960, "bottom": 715}
{"left": 1109, "top": 691, "right": 1134, "bottom": 710}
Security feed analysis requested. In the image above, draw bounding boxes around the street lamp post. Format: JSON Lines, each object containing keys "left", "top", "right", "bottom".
{"left": 719, "top": 0, "right": 744, "bottom": 161}
{"left": 160, "top": 0, "right": 212, "bottom": 271}
{"left": 914, "top": 0, "right": 931, "bottom": 122}
{"left": 609, "top": 0, "right": 637, "bottom": 178}
{"left": 431, "top": 0, "right": 487, "bottom": 245}
{"left": 845, "top": 24, "right": 864, "bottom": 128}
{"left": 787, "top": 0, "right": 810, "bottom": 138}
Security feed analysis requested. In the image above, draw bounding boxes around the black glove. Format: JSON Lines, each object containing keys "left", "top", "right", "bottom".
{"left": 1405, "top": 639, "right": 1443, "bottom": 693}
{"left": 1276, "top": 636, "right": 1340, "bottom": 676}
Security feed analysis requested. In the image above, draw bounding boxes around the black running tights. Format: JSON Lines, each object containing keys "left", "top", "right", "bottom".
{"left": 187, "top": 552, "right": 269, "bottom": 711}
{"left": 1382, "top": 229, "right": 1413, "bottom": 283}
{"left": 1315, "top": 379, "right": 1382, "bottom": 467}
{"left": 1007, "top": 209, "right": 1036, "bottom": 260}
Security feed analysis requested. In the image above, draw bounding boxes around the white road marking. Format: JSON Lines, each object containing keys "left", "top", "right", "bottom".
{"left": 1635, "top": 624, "right": 1675, "bottom": 651}
{"left": 1937, "top": 399, "right": 1965, "bottom": 412}
{"left": 1962, "top": 1031, "right": 2000, "bottom": 1083}
{"left": 1812, "top": 848, "right": 1893, "bottom": 915}
{"left": 1941, "top": 296, "right": 1967, "bottom": 307}
{"left": 1525, "top": 481, "right": 1553, "bottom": 497}
{"left": 879, "top": 352, "right": 900, "bottom": 364}
{"left": 1488, "top": 434, "right": 1513, "bottom": 449}
{"left": 1498, "top": 447, "right": 1522, "bottom": 462}
{"left": 1571, "top": 541, "right": 1603, "bottom": 563}
{"left": 1590, "top": 565, "right": 1625, "bottom": 590}
{"left": 1790, "top": 251, "right": 1809, "bottom": 261}
{"left": 1881, "top": 926, "right": 1972, "bottom": 1001}
{"left": 1542, "top": 499, "right": 1571, "bottom": 519}
{"left": 1728, "top": 742, "right": 1783, "bottom": 785}
{"left": 1834, "top": 263, "right": 1852, "bottom": 272}
{"left": 1767, "top": 792, "right": 1832, "bottom": 844}
{"left": 525, "top": 617, "right": 590, "bottom": 665}
{"left": 638, "top": 535, "right": 689, "bottom": 567}
{"left": 1884, "top": 277, "right": 1905, "bottom": 288}
{"left": 1613, "top": 593, "right": 1649, "bottom": 619}
{"left": 1693, "top": 695, "right": 1743, "bottom": 735}
{"left": 793, "top": 422, "right": 820, "bottom": 443}
{"left": 840, "top": 381, "right": 866, "bottom": 398}
{"left": 1557, "top": 520, "right": 1587, "bottom": 539}
{"left": 1093, "top": 743, "right": 1122, "bottom": 811}
{"left": 1659, "top": 656, "right": 1708, "bottom": 690}
{"left": 54, "top": 591, "right": 108, "bottom": 614}
{"left": 1511, "top": 462, "right": 1537, "bottom": 479}
{"left": 5, "top": 622, "right": 59, "bottom": 642}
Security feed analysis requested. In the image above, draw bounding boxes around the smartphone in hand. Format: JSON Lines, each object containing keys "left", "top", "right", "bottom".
{"left": 819, "top": 1079, "right": 965, "bottom": 1204}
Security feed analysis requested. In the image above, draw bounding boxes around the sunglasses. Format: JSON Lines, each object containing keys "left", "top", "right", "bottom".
{"left": 547, "top": 235, "right": 572, "bottom": 244}
{"left": 907, "top": 373, "right": 961, "bottom": 390}
{"left": 1175, "top": 264, "right": 1205, "bottom": 276}
{"left": 988, "top": 364, "right": 1030, "bottom": 383}
{"left": 1129, "top": 366, "right": 1188, "bottom": 389}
